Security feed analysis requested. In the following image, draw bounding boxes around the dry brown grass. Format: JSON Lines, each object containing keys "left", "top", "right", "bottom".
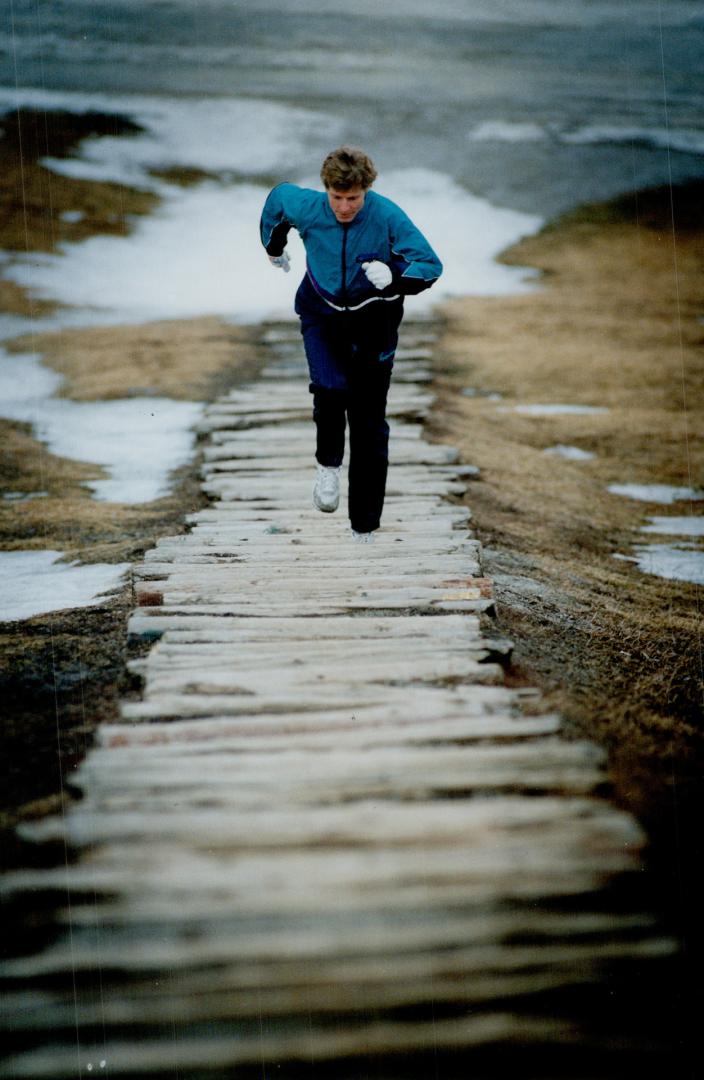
{"left": 431, "top": 185, "right": 704, "bottom": 901}
{"left": 0, "top": 108, "right": 158, "bottom": 255}
{"left": 7, "top": 317, "right": 258, "bottom": 402}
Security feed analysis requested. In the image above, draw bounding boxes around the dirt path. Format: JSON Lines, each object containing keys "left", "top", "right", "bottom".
{"left": 0, "top": 324, "right": 680, "bottom": 1079}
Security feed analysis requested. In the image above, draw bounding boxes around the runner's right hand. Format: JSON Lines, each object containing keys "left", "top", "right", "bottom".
{"left": 269, "top": 250, "right": 291, "bottom": 273}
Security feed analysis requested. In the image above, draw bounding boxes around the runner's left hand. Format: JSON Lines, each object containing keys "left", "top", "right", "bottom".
{"left": 362, "top": 261, "right": 393, "bottom": 289}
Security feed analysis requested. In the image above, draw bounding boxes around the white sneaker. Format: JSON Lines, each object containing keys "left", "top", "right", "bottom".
{"left": 351, "top": 529, "right": 375, "bottom": 544}
{"left": 313, "top": 464, "right": 340, "bottom": 512}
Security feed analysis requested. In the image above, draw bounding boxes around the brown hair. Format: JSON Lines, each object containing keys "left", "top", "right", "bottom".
{"left": 320, "top": 146, "right": 378, "bottom": 191}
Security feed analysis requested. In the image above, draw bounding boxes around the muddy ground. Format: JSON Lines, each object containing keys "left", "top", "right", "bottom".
{"left": 0, "top": 110, "right": 702, "bottom": 967}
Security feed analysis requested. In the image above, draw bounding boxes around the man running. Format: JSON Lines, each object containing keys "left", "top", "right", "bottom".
{"left": 260, "top": 146, "right": 442, "bottom": 543}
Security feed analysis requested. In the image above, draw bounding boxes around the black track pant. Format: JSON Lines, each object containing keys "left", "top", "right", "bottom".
{"left": 296, "top": 281, "right": 404, "bottom": 533}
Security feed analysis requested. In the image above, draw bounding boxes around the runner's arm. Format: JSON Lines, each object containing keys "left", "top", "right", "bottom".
{"left": 388, "top": 207, "right": 443, "bottom": 295}
{"left": 260, "top": 183, "right": 310, "bottom": 256}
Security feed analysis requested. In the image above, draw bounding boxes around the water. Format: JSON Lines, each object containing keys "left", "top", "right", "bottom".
{"left": 1, "top": 0, "right": 702, "bottom": 217}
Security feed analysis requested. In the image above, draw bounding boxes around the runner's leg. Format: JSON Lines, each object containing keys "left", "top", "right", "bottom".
{"left": 297, "top": 296, "right": 349, "bottom": 467}
{"left": 346, "top": 300, "right": 403, "bottom": 533}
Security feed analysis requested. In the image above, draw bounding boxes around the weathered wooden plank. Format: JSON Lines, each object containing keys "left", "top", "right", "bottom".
{"left": 4, "top": 825, "right": 642, "bottom": 928}
{"left": 135, "top": 558, "right": 482, "bottom": 579}
{"left": 186, "top": 501, "right": 472, "bottom": 518}
{"left": 128, "top": 612, "right": 481, "bottom": 639}
{"left": 135, "top": 569, "right": 485, "bottom": 595}
{"left": 122, "top": 680, "right": 512, "bottom": 721}
{"left": 202, "top": 442, "right": 459, "bottom": 464}
{"left": 142, "top": 633, "right": 490, "bottom": 661}
{"left": 215, "top": 382, "right": 433, "bottom": 404}
{"left": 138, "top": 595, "right": 493, "bottom": 617}
{"left": 201, "top": 478, "right": 468, "bottom": 499}
{"left": 72, "top": 739, "right": 606, "bottom": 805}
{"left": 0, "top": 1013, "right": 636, "bottom": 1080}
{"left": 16, "top": 790, "right": 619, "bottom": 851}
{"left": 0, "top": 943, "right": 652, "bottom": 1035}
{"left": 176, "top": 515, "right": 472, "bottom": 533}
{"left": 127, "top": 611, "right": 481, "bottom": 635}
{"left": 119, "top": 681, "right": 524, "bottom": 722}
{"left": 138, "top": 660, "right": 504, "bottom": 699}
{"left": 113, "top": 693, "right": 517, "bottom": 737}
{"left": 177, "top": 516, "right": 475, "bottom": 535}
{"left": 197, "top": 403, "right": 430, "bottom": 432}
{"left": 94, "top": 714, "right": 555, "bottom": 756}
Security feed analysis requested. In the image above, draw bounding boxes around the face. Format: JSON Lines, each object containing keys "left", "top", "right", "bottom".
{"left": 326, "top": 185, "right": 366, "bottom": 223}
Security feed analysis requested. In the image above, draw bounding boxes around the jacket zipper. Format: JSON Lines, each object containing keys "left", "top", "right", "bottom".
{"left": 341, "top": 222, "right": 349, "bottom": 309}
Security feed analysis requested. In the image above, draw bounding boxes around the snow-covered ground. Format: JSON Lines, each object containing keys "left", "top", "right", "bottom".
{"left": 0, "top": 551, "right": 129, "bottom": 622}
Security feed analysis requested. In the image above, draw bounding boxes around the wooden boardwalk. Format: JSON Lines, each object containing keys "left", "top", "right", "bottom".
{"left": 1, "top": 324, "right": 675, "bottom": 1078}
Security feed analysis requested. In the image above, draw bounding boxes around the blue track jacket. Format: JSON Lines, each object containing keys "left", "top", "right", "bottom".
{"left": 260, "top": 183, "right": 442, "bottom": 312}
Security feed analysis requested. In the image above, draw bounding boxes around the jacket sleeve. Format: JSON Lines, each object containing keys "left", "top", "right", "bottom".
{"left": 260, "top": 183, "right": 306, "bottom": 256}
{"left": 388, "top": 206, "right": 443, "bottom": 295}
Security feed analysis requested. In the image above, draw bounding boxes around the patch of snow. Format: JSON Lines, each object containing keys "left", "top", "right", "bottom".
{"left": 512, "top": 404, "right": 608, "bottom": 416}
{"left": 0, "top": 550, "right": 130, "bottom": 622}
{"left": 461, "top": 387, "right": 503, "bottom": 400}
{"left": 4, "top": 169, "right": 542, "bottom": 326}
{"left": 615, "top": 543, "right": 704, "bottom": 586}
{"left": 641, "top": 516, "right": 704, "bottom": 537}
{"left": 543, "top": 444, "right": 596, "bottom": 461}
{"left": 608, "top": 483, "right": 704, "bottom": 504}
{"left": 60, "top": 210, "right": 85, "bottom": 223}
{"left": 2, "top": 491, "right": 48, "bottom": 502}
{"left": 0, "top": 349, "right": 202, "bottom": 504}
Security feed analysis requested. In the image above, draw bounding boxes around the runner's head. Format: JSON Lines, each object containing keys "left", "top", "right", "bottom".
{"left": 321, "top": 147, "right": 377, "bottom": 223}
{"left": 320, "top": 146, "right": 377, "bottom": 192}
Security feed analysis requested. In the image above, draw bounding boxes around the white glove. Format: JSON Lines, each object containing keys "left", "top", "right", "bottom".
{"left": 269, "top": 249, "right": 291, "bottom": 273}
{"left": 362, "top": 260, "right": 393, "bottom": 290}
